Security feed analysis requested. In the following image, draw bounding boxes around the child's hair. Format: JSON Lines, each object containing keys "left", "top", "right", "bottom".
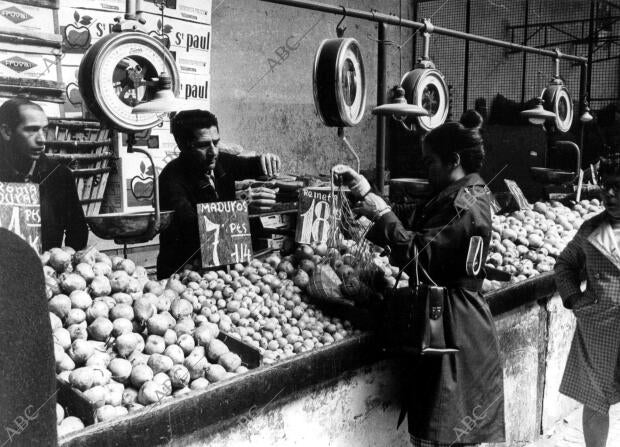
{"left": 598, "top": 153, "right": 620, "bottom": 184}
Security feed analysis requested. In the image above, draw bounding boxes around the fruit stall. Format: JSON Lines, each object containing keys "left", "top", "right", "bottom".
{"left": 0, "top": 0, "right": 611, "bottom": 446}
{"left": 44, "top": 193, "right": 602, "bottom": 446}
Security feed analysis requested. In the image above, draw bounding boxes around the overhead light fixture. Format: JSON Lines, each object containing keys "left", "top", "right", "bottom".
{"left": 131, "top": 72, "right": 195, "bottom": 114}
{"left": 521, "top": 97, "right": 556, "bottom": 126}
{"left": 580, "top": 101, "right": 594, "bottom": 123}
{"left": 372, "top": 86, "right": 429, "bottom": 120}
{"left": 132, "top": 1, "right": 196, "bottom": 115}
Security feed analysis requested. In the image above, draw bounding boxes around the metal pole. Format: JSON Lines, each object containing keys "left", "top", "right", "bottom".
{"left": 463, "top": 0, "right": 471, "bottom": 113}
{"left": 587, "top": 0, "right": 595, "bottom": 101}
{"left": 521, "top": 0, "right": 529, "bottom": 103}
{"left": 259, "top": 0, "right": 588, "bottom": 63}
{"left": 376, "top": 22, "right": 387, "bottom": 195}
{"left": 579, "top": 62, "right": 588, "bottom": 156}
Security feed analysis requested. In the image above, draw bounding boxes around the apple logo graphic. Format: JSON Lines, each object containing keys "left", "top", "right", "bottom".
{"left": 148, "top": 19, "right": 172, "bottom": 49}
{"left": 63, "top": 11, "right": 93, "bottom": 50}
{"left": 66, "top": 82, "right": 83, "bottom": 105}
{"left": 131, "top": 161, "right": 156, "bottom": 201}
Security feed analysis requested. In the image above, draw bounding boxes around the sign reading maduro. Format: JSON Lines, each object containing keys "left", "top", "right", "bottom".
{"left": 197, "top": 201, "right": 252, "bottom": 267}
{"left": 0, "top": 182, "right": 41, "bottom": 253}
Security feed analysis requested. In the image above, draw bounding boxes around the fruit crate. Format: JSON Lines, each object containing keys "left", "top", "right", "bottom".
{"left": 56, "top": 331, "right": 261, "bottom": 426}
{"left": 45, "top": 119, "right": 114, "bottom": 216}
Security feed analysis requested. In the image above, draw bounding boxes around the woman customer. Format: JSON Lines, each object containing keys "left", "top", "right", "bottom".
{"left": 554, "top": 154, "right": 620, "bottom": 447}
{"left": 334, "top": 111, "right": 505, "bottom": 446}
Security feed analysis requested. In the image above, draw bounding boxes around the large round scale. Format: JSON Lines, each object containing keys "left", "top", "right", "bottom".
{"left": 542, "top": 83, "right": 573, "bottom": 133}
{"left": 78, "top": 32, "right": 180, "bottom": 132}
{"left": 400, "top": 66, "right": 449, "bottom": 132}
{"left": 313, "top": 38, "right": 367, "bottom": 127}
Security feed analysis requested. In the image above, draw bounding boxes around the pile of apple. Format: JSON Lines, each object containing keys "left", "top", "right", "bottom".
{"left": 56, "top": 403, "right": 85, "bottom": 438}
{"left": 44, "top": 246, "right": 357, "bottom": 432}
{"left": 483, "top": 199, "right": 604, "bottom": 291}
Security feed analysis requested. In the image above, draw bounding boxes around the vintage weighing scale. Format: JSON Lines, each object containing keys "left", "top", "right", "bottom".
{"left": 78, "top": 0, "right": 194, "bottom": 255}
{"left": 521, "top": 50, "right": 581, "bottom": 198}
{"left": 313, "top": 34, "right": 367, "bottom": 172}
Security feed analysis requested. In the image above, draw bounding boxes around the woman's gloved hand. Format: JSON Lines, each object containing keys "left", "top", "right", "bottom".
{"left": 352, "top": 193, "right": 391, "bottom": 221}
{"left": 236, "top": 186, "right": 278, "bottom": 212}
{"left": 332, "top": 164, "right": 371, "bottom": 200}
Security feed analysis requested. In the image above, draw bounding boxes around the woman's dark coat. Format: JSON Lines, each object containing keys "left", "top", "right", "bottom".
{"left": 367, "top": 173, "right": 506, "bottom": 444}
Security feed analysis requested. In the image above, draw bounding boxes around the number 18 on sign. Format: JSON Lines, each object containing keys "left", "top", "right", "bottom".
{"left": 295, "top": 187, "right": 339, "bottom": 244}
{"left": 197, "top": 201, "right": 253, "bottom": 267}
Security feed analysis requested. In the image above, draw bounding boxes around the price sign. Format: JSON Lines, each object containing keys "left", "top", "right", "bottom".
{"left": 295, "top": 187, "right": 339, "bottom": 244}
{"left": 504, "top": 179, "right": 531, "bottom": 210}
{"left": 197, "top": 201, "right": 252, "bottom": 267}
{"left": 0, "top": 182, "right": 41, "bottom": 253}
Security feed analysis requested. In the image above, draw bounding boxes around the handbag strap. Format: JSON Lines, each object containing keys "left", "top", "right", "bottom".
{"left": 392, "top": 241, "right": 438, "bottom": 291}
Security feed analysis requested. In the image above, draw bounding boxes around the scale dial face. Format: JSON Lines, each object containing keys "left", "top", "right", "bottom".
{"left": 401, "top": 68, "right": 449, "bottom": 132}
{"left": 542, "top": 84, "right": 574, "bottom": 133}
{"left": 313, "top": 38, "right": 367, "bottom": 127}
{"left": 336, "top": 42, "right": 366, "bottom": 126}
{"left": 79, "top": 32, "right": 180, "bottom": 132}
{"left": 553, "top": 88, "right": 573, "bottom": 133}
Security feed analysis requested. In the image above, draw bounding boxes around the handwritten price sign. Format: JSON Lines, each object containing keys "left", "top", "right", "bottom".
{"left": 295, "top": 187, "right": 339, "bottom": 244}
{"left": 197, "top": 201, "right": 253, "bottom": 268}
{"left": 0, "top": 182, "right": 41, "bottom": 253}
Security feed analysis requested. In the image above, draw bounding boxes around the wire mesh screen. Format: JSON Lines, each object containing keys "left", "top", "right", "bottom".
{"left": 413, "top": 0, "right": 617, "bottom": 116}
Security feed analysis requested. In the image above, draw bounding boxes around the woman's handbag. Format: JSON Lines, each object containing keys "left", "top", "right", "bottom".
{"left": 382, "top": 244, "right": 459, "bottom": 356}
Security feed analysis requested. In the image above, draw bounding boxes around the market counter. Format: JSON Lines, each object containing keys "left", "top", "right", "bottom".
{"left": 59, "top": 272, "right": 578, "bottom": 447}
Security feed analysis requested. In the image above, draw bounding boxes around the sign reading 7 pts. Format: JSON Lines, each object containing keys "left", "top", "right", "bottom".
{"left": 197, "top": 201, "right": 253, "bottom": 268}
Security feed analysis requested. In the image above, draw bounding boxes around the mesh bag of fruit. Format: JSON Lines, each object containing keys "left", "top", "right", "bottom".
{"left": 306, "top": 184, "right": 385, "bottom": 306}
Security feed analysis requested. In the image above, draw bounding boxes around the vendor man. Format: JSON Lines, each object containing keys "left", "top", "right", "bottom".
{"left": 0, "top": 98, "right": 88, "bottom": 251}
{"left": 157, "top": 109, "right": 281, "bottom": 279}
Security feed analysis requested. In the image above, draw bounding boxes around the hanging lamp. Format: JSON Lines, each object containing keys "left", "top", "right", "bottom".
{"left": 521, "top": 97, "right": 556, "bottom": 125}
{"left": 372, "top": 7, "right": 430, "bottom": 130}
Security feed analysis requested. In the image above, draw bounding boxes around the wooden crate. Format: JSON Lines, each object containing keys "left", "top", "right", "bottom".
{"left": 45, "top": 119, "right": 114, "bottom": 216}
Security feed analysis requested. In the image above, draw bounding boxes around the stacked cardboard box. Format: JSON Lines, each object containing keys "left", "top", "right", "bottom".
{"left": 0, "top": 0, "right": 63, "bottom": 116}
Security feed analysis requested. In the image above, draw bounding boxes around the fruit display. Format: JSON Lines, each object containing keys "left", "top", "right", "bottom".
{"left": 44, "top": 246, "right": 358, "bottom": 428}
{"left": 56, "top": 403, "right": 85, "bottom": 438}
{"left": 483, "top": 199, "right": 604, "bottom": 291}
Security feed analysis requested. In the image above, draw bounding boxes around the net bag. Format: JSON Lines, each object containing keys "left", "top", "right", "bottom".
{"left": 305, "top": 179, "right": 385, "bottom": 306}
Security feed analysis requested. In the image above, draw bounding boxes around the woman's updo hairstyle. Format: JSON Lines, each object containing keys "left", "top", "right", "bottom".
{"left": 423, "top": 110, "right": 485, "bottom": 173}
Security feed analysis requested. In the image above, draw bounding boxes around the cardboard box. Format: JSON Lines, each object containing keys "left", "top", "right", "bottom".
{"left": 0, "top": 1, "right": 57, "bottom": 34}
{"left": 0, "top": 48, "right": 60, "bottom": 82}
{"left": 61, "top": 0, "right": 211, "bottom": 24}
{"left": 179, "top": 72, "right": 210, "bottom": 105}
{"left": 57, "top": 6, "right": 123, "bottom": 54}
{"left": 138, "top": 0, "right": 212, "bottom": 24}
{"left": 117, "top": 130, "right": 178, "bottom": 212}
{"left": 140, "top": 13, "right": 211, "bottom": 56}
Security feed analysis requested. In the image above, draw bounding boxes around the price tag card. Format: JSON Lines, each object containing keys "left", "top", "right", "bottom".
{"left": 295, "top": 187, "right": 339, "bottom": 244}
{"left": 197, "top": 201, "right": 252, "bottom": 267}
{"left": 0, "top": 182, "right": 41, "bottom": 253}
{"left": 504, "top": 179, "right": 532, "bottom": 210}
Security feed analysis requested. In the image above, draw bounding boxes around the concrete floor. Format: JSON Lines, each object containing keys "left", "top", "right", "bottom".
{"left": 525, "top": 405, "right": 620, "bottom": 447}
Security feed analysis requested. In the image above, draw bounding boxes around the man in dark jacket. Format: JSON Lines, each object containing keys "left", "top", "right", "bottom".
{"left": 157, "top": 109, "right": 281, "bottom": 279}
{"left": 0, "top": 228, "right": 58, "bottom": 446}
{"left": 0, "top": 98, "right": 88, "bottom": 251}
